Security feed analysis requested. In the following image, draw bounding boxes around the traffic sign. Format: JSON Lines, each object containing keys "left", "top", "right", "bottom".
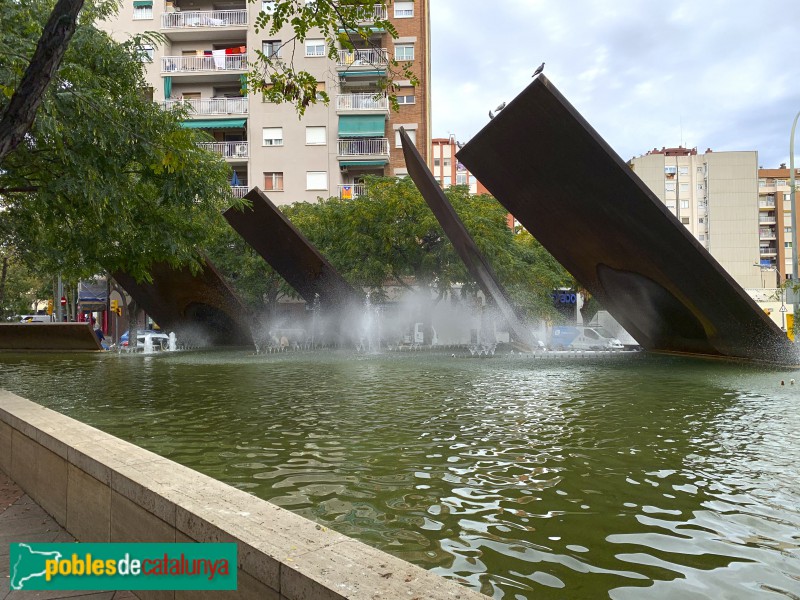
{"left": 60, "top": 296, "right": 67, "bottom": 306}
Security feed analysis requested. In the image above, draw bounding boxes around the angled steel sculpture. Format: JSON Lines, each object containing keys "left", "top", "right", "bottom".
{"left": 399, "top": 129, "right": 539, "bottom": 349}
{"left": 113, "top": 259, "right": 253, "bottom": 347}
{"left": 456, "top": 74, "right": 797, "bottom": 363}
{"left": 223, "top": 187, "right": 362, "bottom": 310}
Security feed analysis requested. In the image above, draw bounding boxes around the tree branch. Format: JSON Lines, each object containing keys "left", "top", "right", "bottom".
{"left": 0, "top": 0, "right": 85, "bottom": 162}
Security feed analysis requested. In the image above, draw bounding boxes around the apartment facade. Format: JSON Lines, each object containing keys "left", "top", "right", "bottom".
{"left": 430, "top": 136, "right": 488, "bottom": 194}
{"left": 101, "top": 0, "right": 431, "bottom": 205}
{"left": 630, "top": 147, "right": 762, "bottom": 289}
{"left": 757, "top": 166, "right": 799, "bottom": 281}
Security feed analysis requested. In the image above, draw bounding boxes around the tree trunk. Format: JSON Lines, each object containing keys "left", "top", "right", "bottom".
{"left": 0, "top": 0, "right": 85, "bottom": 162}
{"left": 0, "top": 256, "right": 8, "bottom": 312}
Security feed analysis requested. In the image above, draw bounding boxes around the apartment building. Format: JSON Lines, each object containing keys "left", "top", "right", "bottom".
{"left": 101, "top": 0, "right": 431, "bottom": 205}
{"left": 630, "top": 147, "right": 761, "bottom": 289}
{"left": 757, "top": 166, "right": 799, "bottom": 281}
{"left": 431, "top": 136, "right": 487, "bottom": 194}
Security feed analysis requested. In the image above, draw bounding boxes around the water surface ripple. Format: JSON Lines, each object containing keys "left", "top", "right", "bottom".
{"left": 1, "top": 351, "right": 799, "bottom": 598}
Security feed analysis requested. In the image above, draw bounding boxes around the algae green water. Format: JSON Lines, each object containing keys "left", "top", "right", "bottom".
{"left": 1, "top": 350, "right": 799, "bottom": 598}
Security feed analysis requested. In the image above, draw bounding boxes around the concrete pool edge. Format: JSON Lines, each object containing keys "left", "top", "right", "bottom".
{"left": 0, "top": 390, "right": 485, "bottom": 599}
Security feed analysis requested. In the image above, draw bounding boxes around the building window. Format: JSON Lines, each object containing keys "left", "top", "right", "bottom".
{"left": 759, "top": 179, "right": 766, "bottom": 187}
{"left": 443, "top": 176, "right": 451, "bottom": 188}
{"left": 396, "top": 94, "right": 415, "bottom": 105}
{"left": 395, "top": 128, "right": 416, "bottom": 148}
{"left": 699, "top": 234, "right": 705, "bottom": 241}
{"left": 133, "top": 1, "right": 153, "bottom": 20}
{"left": 262, "top": 127, "right": 283, "bottom": 146}
{"left": 305, "top": 39, "right": 325, "bottom": 57}
{"left": 456, "top": 172, "right": 468, "bottom": 185}
{"left": 262, "top": 40, "right": 281, "bottom": 58}
{"left": 395, "top": 44, "right": 414, "bottom": 61}
{"left": 785, "top": 227, "right": 792, "bottom": 234}
{"left": 678, "top": 166, "right": 688, "bottom": 175}
{"left": 777, "top": 179, "right": 787, "bottom": 186}
{"left": 307, "top": 171, "right": 328, "bottom": 190}
{"left": 680, "top": 200, "right": 689, "bottom": 209}
{"left": 665, "top": 165, "right": 677, "bottom": 177}
{"left": 262, "top": 0, "right": 276, "bottom": 14}
{"left": 786, "top": 242, "right": 793, "bottom": 248}
{"left": 264, "top": 172, "right": 283, "bottom": 191}
{"left": 681, "top": 217, "right": 690, "bottom": 224}
{"left": 443, "top": 158, "right": 451, "bottom": 167}
{"left": 315, "top": 81, "right": 326, "bottom": 100}
{"left": 433, "top": 158, "right": 440, "bottom": 167}
{"left": 699, "top": 218, "right": 705, "bottom": 224}
{"left": 665, "top": 182, "right": 676, "bottom": 192}
{"left": 394, "top": 1, "right": 414, "bottom": 17}
{"left": 306, "top": 126, "right": 326, "bottom": 145}
{"left": 137, "top": 44, "right": 154, "bottom": 62}
{"left": 679, "top": 182, "right": 689, "bottom": 192}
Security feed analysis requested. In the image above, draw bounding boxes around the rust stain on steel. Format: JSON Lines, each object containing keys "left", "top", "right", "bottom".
{"left": 399, "top": 129, "right": 538, "bottom": 349}
{"left": 113, "top": 259, "right": 253, "bottom": 347}
{"left": 223, "top": 187, "right": 361, "bottom": 309}
{"left": 457, "top": 74, "right": 796, "bottom": 364}
{"left": 0, "top": 323, "right": 102, "bottom": 352}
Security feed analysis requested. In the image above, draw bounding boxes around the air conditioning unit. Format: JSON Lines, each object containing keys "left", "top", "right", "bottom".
{"left": 234, "top": 143, "right": 247, "bottom": 157}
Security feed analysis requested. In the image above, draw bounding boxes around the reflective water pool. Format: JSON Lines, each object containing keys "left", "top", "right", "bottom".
{"left": 1, "top": 350, "right": 799, "bottom": 598}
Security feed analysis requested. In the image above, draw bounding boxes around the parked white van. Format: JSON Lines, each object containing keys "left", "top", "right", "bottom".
{"left": 19, "top": 315, "right": 52, "bottom": 323}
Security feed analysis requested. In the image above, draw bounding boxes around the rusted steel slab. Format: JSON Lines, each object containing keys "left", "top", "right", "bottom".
{"left": 457, "top": 74, "right": 797, "bottom": 364}
{"left": 400, "top": 130, "right": 539, "bottom": 349}
{"left": 0, "top": 323, "right": 102, "bottom": 352}
{"left": 113, "top": 259, "right": 253, "bottom": 347}
{"left": 223, "top": 188, "right": 362, "bottom": 310}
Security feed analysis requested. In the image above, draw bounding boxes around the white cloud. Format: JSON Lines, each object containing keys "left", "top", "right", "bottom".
{"left": 431, "top": 0, "right": 800, "bottom": 167}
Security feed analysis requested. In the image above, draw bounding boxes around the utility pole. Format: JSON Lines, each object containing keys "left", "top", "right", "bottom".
{"left": 790, "top": 110, "right": 800, "bottom": 343}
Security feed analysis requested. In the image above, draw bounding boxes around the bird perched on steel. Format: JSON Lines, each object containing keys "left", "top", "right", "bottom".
{"left": 532, "top": 62, "right": 545, "bottom": 77}
{"left": 495, "top": 101, "right": 506, "bottom": 112}
{"left": 488, "top": 109, "right": 494, "bottom": 120}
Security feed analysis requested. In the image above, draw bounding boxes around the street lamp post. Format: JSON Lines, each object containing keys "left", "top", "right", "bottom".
{"left": 790, "top": 109, "right": 800, "bottom": 341}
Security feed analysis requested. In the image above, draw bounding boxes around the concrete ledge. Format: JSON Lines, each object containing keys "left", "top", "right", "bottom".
{"left": 0, "top": 389, "right": 485, "bottom": 599}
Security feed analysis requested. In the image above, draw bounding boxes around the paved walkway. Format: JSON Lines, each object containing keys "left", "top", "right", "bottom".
{"left": 0, "top": 471, "right": 136, "bottom": 600}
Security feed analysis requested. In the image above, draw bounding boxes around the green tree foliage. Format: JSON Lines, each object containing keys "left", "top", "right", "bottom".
{"left": 276, "top": 177, "right": 571, "bottom": 318}
{"left": 0, "top": 247, "right": 51, "bottom": 319}
{"left": 0, "top": 0, "right": 235, "bottom": 282}
{"left": 249, "top": 0, "right": 418, "bottom": 115}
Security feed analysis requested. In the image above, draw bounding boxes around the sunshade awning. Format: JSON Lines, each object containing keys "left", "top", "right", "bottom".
{"left": 181, "top": 118, "right": 246, "bottom": 129}
{"left": 338, "top": 115, "right": 385, "bottom": 137}
{"left": 339, "top": 160, "right": 388, "bottom": 166}
{"left": 133, "top": 1, "right": 152, "bottom": 7}
{"left": 339, "top": 70, "right": 385, "bottom": 78}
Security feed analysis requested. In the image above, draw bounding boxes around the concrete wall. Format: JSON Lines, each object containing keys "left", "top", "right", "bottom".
{"left": 0, "top": 390, "right": 484, "bottom": 600}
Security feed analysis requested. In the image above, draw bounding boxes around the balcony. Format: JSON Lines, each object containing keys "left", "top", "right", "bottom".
{"left": 336, "top": 48, "right": 388, "bottom": 69}
{"left": 759, "top": 198, "right": 776, "bottom": 209}
{"left": 336, "top": 93, "right": 389, "bottom": 113}
{"left": 230, "top": 185, "right": 249, "bottom": 198}
{"left": 198, "top": 141, "right": 248, "bottom": 160}
{"left": 161, "top": 54, "right": 247, "bottom": 75}
{"left": 162, "top": 97, "right": 248, "bottom": 115}
{"left": 758, "top": 214, "right": 776, "bottom": 224}
{"left": 162, "top": 9, "right": 247, "bottom": 29}
{"left": 759, "top": 246, "right": 778, "bottom": 257}
{"left": 338, "top": 184, "right": 366, "bottom": 199}
{"left": 759, "top": 227, "right": 776, "bottom": 240}
{"left": 337, "top": 137, "right": 389, "bottom": 158}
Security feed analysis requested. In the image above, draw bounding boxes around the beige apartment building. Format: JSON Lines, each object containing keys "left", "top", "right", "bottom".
{"left": 101, "top": 0, "right": 431, "bottom": 205}
{"left": 757, "top": 166, "right": 798, "bottom": 281}
{"left": 630, "top": 147, "right": 762, "bottom": 289}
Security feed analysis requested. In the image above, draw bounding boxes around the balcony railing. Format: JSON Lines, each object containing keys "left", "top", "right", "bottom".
{"left": 162, "top": 9, "right": 248, "bottom": 29}
{"left": 198, "top": 141, "right": 249, "bottom": 159}
{"left": 336, "top": 48, "right": 388, "bottom": 68}
{"left": 162, "top": 54, "right": 247, "bottom": 73}
{"left": 230, "top": 185, "right": 249, "bottom": 198}
{"left": 336, "top": 93, "right": 388, "bottom": 112}
{"left": 162, "top": 97, "right": 248, "bottom": 115}
{"left": 759, "top": 228, "right": 776, "bottom": 238}
{"left": 337, "top": 137, "right": 389, "bottom": 157}
{"left": 338, "top": 184, "right": 366, "bottom": 199}
{"left": 759, "top": 215, "right": 777, "bottom": 224}
{"left": 759, "top": 199, "right": 776, "bottom": 209}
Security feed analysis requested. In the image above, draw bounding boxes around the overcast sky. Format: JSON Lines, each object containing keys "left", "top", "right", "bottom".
{"left": 430, "top": 0, "right": 800, "bottom": 168}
